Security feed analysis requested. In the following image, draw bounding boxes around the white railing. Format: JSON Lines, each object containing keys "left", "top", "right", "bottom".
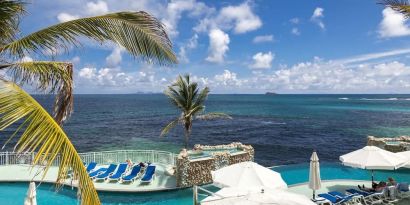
{"left": 0, "top": 150, "right": 177, "bottom": 166}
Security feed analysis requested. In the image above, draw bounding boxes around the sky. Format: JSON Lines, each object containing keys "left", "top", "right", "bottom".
{"left": 16, "top": 0, "right": 410, "bottom": 94}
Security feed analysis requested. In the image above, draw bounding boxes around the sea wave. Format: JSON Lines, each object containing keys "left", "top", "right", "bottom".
{"left": 261, "top": 121, "right": 286, "bottom": 125}
{"left": 338, "top": 97, "right": 349, "bottom": 100}
{"left": 360, "top": 98, "right": 399, "bottom": 101}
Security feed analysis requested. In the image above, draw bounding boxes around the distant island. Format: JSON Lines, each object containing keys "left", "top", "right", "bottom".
{"left": 265, "top": 92, "right": 277, "bottom": 95}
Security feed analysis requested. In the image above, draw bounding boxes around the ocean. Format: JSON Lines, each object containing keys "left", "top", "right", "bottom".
{"left": 3, "top": 94, "right": 410, "bottom": 166}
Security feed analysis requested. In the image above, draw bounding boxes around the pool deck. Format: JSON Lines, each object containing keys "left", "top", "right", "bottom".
{"left": 288, "top": 180, "right": 410, "bottom": 205}
{"left": 0, "top": 164, "right": 178, "bottom": 192}
{"left": 288, "top": 179, "right": 373, "bottom": 197}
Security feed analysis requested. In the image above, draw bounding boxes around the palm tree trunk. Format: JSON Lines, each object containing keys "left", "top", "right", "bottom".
{"left": 184, "top": 122, "right": 191, "bottom": 149}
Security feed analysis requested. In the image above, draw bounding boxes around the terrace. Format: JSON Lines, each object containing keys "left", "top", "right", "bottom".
{"left": 0, "top": 150, "right": 178, "bottom": 192}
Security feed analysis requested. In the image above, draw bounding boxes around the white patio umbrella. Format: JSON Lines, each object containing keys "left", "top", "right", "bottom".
{"left": 309, "top": 151, "right": 321, "bottom": 200}
{"left": 340, "top": 146, "right": 407, "bottom": 182}
{"left": 24, "top": 182, "right": 37, "bottom": 205}
{"left": 201, "top": 187, "right": 316, "bottom": 205}
{"left": 395, "top": 151, "right": 410, "bottom": 168}
{"left": 211, "top": 161, "right": 287, "bottom": 190}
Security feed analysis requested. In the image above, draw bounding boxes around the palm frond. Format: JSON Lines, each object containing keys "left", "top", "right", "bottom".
{"left": 1, "top": 61, "right": 73, "bottom": 124}
{"left": 160, "top": 118, "right": 180, "bottom": 137}
{"left": 0, "top": 80, "right": 99, "bottom": 204}
{"left": 380, "top": 0, "right": 410, "bottom": 18}
{"left": 1, "top": 11, "right": 177, "bottom": 65}
{"left": 164, "top": 87, "right": 186, "bottom": 109}
{"left": 196, "top": 112, "right": 233, "bottom": 120}
{"left": 192, "top": 86, "right": 209, "bottom": 109}
{"left": 186, "top": 105, "right": 205, "bottom": 118}
{"left": 0, "top": 0, "right": 25, "bottom": 44}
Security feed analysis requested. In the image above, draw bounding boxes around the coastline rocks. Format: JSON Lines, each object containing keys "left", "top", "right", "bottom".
{"left": 175, "top": 142, "right": 254, "bottom": 187}
{"left": 367, "top": 135, "right": 410, "bottom": 152}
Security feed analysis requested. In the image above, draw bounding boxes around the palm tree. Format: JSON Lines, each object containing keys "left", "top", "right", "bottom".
{"left": 0, "top": 1, "right": 176, "bottom": 204}
{"left": 381, "top": 0, "right": 410, "bottom": 17}
{"left": 161, "top": 74, "right": 231, "bottom": 148}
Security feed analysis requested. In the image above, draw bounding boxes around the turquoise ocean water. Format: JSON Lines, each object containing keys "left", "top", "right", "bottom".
{"left": 3, "top": 94, "right": 410, "bottom": 166}
{"left": 2, "top": 94, "right": 410, "bottom": 204}
{"left": 2, "top": 163, "right": 410, "bottom": 204}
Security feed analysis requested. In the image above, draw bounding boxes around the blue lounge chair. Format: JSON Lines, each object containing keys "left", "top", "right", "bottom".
{"left": 346, "top": 189, "right": 384, "bottom": 204}
{"left": 397, "top": 182, "right": 410, "bottom": 198}
{"left": 85, "top": 162, "right": 97, "bottom": 173}
{"left": 106, "top": 163, "right": 128, "bottom": 182}
{"left": 93, "top": 164, "right": 118, "bottom": 181}
{"left": 317, "top": 193, "right": 347, "bottom": 205}
{"left": 140, "top": 165, "right": 156, "bottom": 184}
{"left": 328, "top": 191, "right": 362, "bottom": 204}
{"left": 121, "top": 165, "right": 142, "bottom": 183}
{"left": 89, "top": 167, "right": 108, "bottom": 178}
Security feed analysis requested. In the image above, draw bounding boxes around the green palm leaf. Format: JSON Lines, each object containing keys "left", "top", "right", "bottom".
{"left": 0, "top": 79, "right": 99, "bottom": 204}
{"left": 1, "top": 61, "right": 73, "bottom": 124}
{"left": 162, "top": 74, "right": 231, "bottom": 148}
{"left": 160, "top": 118, "right": 180, "bottom": 137}
{"left": 0, "top": 0, "right": 25, "bottom": 44}
{"left": 381, "top": 0, "right": 410, "bottom": 18}
{"left": 1, "top": 11, "right": 177, "bottom": 65}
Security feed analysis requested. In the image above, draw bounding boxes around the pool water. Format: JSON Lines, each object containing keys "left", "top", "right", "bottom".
{"left": 385, "top": 141, "right": 401, "bottom": 145}
{"left": 1, "top": 163, "right": 410, "bottom": 204}
{"left": 188, "top": 148, "right": 243, "bottom": 159}
{"left": 273, "top": 162, "right": 410, "bottom": 185}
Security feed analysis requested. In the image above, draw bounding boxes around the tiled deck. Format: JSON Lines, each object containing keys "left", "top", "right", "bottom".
{"left": 288, "top": 180, "right": 372, "bottom": 197}
{"left": 0, "top": 164, "right": 178, "bottom": 192}
{"left": 288, "top": 180, "right": 410, "bottom": 205}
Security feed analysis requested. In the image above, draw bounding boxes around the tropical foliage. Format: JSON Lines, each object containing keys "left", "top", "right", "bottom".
{"left": 0, "top": 0, "right": 176, "bottom": 204}
{"left": 381, "top": 0, "right": 410, "bottom": 17}
{"left": 161, "top": 74, "right": 231, "bottom": 148}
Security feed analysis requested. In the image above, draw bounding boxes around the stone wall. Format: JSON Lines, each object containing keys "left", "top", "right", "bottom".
{"left": 367, "top": 136, "right": 410, "bottom": 152}
{"left": 175, "top": 142, "right": 254, "bottom": 187}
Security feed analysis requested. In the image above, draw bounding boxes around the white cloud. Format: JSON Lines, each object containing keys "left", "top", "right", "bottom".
{"left": 311, "top": 7, "right": 325, "bottom": 30}
{"left": 77, "top": 67, "right": 158, "bottom": 88}
{"left": 207, "top": 60, "right": 410, "bottom": 93}
{"left": 72, "top": 56, "right": 81, "bottom": 64}
{"left": 178, "top": 34, "right": 199, "bottom": 63}
{"left": 250, "top": 52, "right": 274, "bottom": 69}
{"left": 206, "top": 29, "right": 230, "bottom": 63}
{"left": 162, "top": 0, "right": 213, "bottom": 38}
{"left": 290, "top": 18, "right": 299, "bottom": 24}
{"left": 86, "top": 0, "right": 109, "bottom": 15}
{"left": 201, "top": 49, "right": 410, "bottom": 93}
{"left": 214, "top": 70, "right": 245, "bottom": 86}
{"left": 79, "top": 67, "right": 97, "bottom": 79}
{"left": 218, "top": 2, "right": 262, "bottom": 33}
{"left": 57, "top": 13, "right": 79, "bottom": 22}
{"left": 193, "top": 1, "right": 261, "bottom": 34}
{"left": 253, "top": 35, "right": 274, "bottom": 43}
{"left": 265, "top": 60, "right": 410, "bottom": 93}
{"left": 54, "top": 0, "right": 212, "bottom": 39}
{"left": 379, "top": 7, "right": 410, "bottom": 38}
{"left": 106, "top": 46, "right": 123, "bottom": 67}
{"left": 20, "top": 56, "right": 33, "bottom": 62}
{"left": 335, "top": 48, "right": 410, "bottom": 65}
{"left": 291, "top": 27, "right": 300, "bottom": 35}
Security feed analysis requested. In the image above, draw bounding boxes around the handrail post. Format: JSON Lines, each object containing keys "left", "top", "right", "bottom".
{"left": 31, "top": 152, "right": 34, "bottom": 165}
{"left": 5, "top": 151, "right": 8, "bottom": 165}
{"left": 193, "top": 185, "right": 198, "bottom": 205}
{"left": 151, "top": 150, "right": 154, "bottom": 163}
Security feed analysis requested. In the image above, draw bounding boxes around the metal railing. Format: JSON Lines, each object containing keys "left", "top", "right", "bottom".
{"left": 0, "top": 150, "right": 177, "bottom": 166}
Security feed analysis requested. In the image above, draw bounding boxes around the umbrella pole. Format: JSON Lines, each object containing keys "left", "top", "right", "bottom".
{"left": 312, "top": 190, "right": 315, "bottom": 200}
{"left": 193, "top": 185, "right": 198, "bottom": 205}
{"left": 371, "top": 170, "right": 374, "bottom": 184}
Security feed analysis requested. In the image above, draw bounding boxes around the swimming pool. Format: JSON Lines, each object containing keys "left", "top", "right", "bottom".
{"left": 1, "top": 163, "right": 410, "bottom": 204}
